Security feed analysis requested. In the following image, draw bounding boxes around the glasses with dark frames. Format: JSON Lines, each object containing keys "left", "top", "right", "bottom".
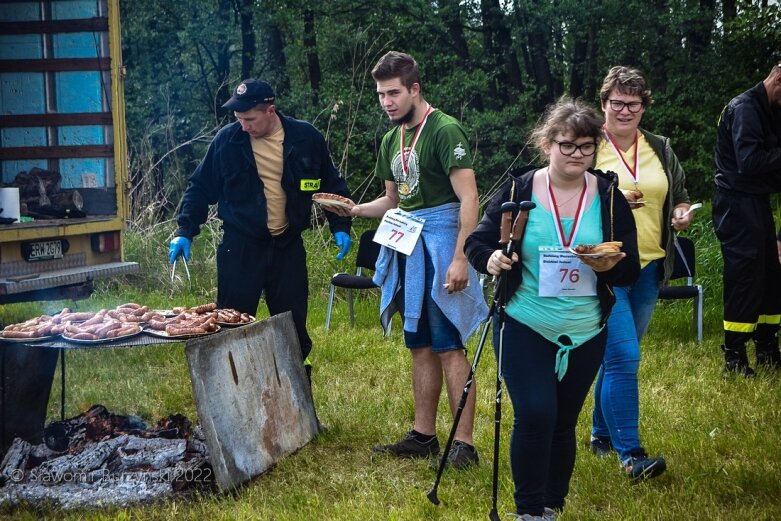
{"left": 551, "top": 139, "right": 596, "bottom": 157}
{"left": 607, "top": 99, "right": 644, "bottom": 113}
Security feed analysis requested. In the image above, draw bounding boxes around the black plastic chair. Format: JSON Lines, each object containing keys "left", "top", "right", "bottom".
{"left": 657, "top": 236, "right": 703, "bottom": 343}
{"left": 325, "top": 229, "right": 382, "bottom": 331}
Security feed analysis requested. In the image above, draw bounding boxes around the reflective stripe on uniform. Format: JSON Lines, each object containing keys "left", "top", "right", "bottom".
{"left": 723, "top": 320, "right": 756, "bottom": 333}
{"left": 757, "top": 314, "right": 781, "bottom": 325}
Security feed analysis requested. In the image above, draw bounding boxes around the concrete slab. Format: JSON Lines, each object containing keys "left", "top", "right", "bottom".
{"left": 185, "top": 312, "right": 317, "bottom": 491}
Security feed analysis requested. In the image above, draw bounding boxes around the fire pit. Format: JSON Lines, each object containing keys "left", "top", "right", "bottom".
{"left": 0, "top": 405, "right": 213, "bottom": 509}
{"left": 1, "top": 312, "right": 318, "bottom": 509}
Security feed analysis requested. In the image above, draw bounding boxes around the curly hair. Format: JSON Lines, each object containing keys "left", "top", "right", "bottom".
{"left": 599, "top": 66, "right": 653, "bottom": 107}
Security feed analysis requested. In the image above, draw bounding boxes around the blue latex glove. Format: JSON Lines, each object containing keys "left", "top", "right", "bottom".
{"left": 333, "top": 231, "right": 352, "bottom": 260}
{"left": 168, "top": 236, "right": 192, "bottom": 264}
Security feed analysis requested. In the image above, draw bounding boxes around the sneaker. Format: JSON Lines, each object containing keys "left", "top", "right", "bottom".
{"left": 506, "top": 509, "right": 556, "bottom": 521}
{"left": 589, "top": 435, "right": 614, "bottom": 458}
{"left": 622, "top": 450, "right": 667, "bottom": 481}
{"left": 373, "top": 431, "right": 439, "bottom": 458}
{"left": 445, "top": 440, "right": 479, "bottom": 469}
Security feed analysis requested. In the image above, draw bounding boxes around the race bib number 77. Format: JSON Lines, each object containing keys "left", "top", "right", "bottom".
{"left": 374, "top": 208, "right": 425, "bottom": 256}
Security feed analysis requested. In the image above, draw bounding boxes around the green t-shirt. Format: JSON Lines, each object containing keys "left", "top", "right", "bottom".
{"left": 375, "top": 109, "right": 473, "bottom": 211}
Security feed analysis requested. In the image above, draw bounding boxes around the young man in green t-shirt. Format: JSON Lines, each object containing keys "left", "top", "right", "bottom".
{"left": 341, "top": 51, "right": 486, "bottom": 468}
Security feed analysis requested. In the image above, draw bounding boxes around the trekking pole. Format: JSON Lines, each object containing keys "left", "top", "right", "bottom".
{"left": 489, "top": 201, "right": 535, "bottom": 521}
{"left": 427, "top": 201, "right": 520, "bottom": 506}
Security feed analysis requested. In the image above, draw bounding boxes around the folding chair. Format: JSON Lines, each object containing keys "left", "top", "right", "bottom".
{"left": 325, "top": 229, "right": 382, "bottom": 331}
{"left": 657, "top": 236, "right": 703, "bottom": 343}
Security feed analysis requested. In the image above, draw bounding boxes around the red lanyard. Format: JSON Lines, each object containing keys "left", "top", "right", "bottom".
{"left": 400, "top": 104, "right": 433, "bottom": 177}
{"left": 546, "top": 172, "right": 589, "bottom": 248}
{"left": 604, "top": 127, "right": 639, "bottom": 184}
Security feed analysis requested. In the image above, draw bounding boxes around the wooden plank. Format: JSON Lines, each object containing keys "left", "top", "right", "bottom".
{"left": 0, "top": 113, "right": 113, "bottom": 128}
{"left": 185, "top": 313, "right": 318, "bottom": 491}
{"left": 0, "top": 18, "right": 108, "bottom": 35}
{"left": 0, "top": 58, "right": 111, "bottom": 73}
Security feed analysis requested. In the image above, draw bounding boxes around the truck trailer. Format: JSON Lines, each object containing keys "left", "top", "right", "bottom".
{"left": 0, "top": 0, "right": 138, "bottom": 304}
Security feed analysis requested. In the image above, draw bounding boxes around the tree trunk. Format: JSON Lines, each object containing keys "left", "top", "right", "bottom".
{"left": 213, "top": 0, "right": 233, "bottom": 113}
{"left": 685, "top": 0, "right": 715, "bottom": 64}
{"left": 236, "top": 0, "right": 256, "bottom": 81}
{"left": 516, "top": 0, "right": 555, "bottom": 109}
{"left": 648, "top": 0, "right": 669, "bottom": 92}
{"left": 303, "top": 8, "right": 321, "bottom": 106}
{"left": 439, "top": 0, "right": 470, "bottom": 61}
{"left": 569, "top": 38, "right": 588, "bottom": 99}
{"left": 481, "top": 0, "right": 522, "bottom": 106}
{"left": 584, "top": 25, "right": 600, "bottom": 103}
{"left": 722, "top": 0, "right": 736, "bottom": 22}
{"left": 261, "top": 14, "right": 290, "bottom": 96}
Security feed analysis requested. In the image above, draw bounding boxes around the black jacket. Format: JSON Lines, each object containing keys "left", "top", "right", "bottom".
{"left": 176, "top": 112, "right": 352, "bottom": 240}
{"left": 465, "top": 166, "right": 640, "bottom": 327}
{"left": 714, "top": 82, "right": 781, "bottom": 195}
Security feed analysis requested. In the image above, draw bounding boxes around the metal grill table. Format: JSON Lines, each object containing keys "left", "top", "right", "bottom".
{"left": 1, "top": 330, "right": 229, "bottom": 425}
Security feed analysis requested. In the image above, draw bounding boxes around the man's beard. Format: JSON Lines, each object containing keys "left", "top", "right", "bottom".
{"left": 391, "top": 105, "right": 415, "bottom": 126}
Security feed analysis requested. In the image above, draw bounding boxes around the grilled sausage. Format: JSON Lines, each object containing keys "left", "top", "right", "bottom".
{"left": 80, "top": 310, "right": 108, "bottom": 326}
{"left": 193, "top": 303, "right": 217, "bottom": 314}
{"left": 106, "top": 325, "right": 140, "bottom": 337}
{"left": 165, "top": 325, "right": 207, "bottom": 336}
{"left": 1, "top": 330, "right": 37, "bottom": 338}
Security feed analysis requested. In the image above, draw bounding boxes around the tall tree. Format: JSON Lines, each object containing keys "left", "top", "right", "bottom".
{"left": 235, "top": 0, "right": 256, "bottom": 80}
{"left": 481, "top": 0, "right": 523, "bottom": 105}
{"left": 514, "top": 0, "right": 557, "bottom": 109}
{"left": 302, "top": 9, "right": 321, "bottom": 105}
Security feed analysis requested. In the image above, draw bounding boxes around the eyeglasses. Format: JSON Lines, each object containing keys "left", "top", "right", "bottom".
{"left": 607, "top": 99, "right": 644, "bottom": 113}
{"left": 552, "top": 139, "right": 596, "bottom": 157}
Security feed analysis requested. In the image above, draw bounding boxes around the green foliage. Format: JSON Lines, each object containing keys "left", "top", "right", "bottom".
{"left": 119, "top": 0, "right": 780, "bottom": 222}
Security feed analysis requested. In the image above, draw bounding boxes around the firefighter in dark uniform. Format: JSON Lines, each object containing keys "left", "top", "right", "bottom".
{"left": 713, "top": 63, "right": 781, "bottom": 376}
{"left": 169, "top": 79, "right": 353, "bottom": 372}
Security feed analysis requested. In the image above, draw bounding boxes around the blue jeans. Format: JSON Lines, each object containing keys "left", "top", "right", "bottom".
{"left": 591, "top": 260, "right": 661, "bottom": 462}
{"left": 400, "top": 246, "right": 463, "bottom": 353}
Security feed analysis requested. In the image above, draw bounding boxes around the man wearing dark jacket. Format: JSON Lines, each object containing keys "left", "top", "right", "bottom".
{"left": 169, "top": 79, "right": 353, "bottom": 367}
{"left": 713, "top": 63, "right": 781, "bottom": 376}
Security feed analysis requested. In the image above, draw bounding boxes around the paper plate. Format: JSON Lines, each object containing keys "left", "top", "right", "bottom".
{"left": 312, "top": 193, "right": 355, "bottom": 209}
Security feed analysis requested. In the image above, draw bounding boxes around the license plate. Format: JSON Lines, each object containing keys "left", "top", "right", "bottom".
{"left": 26, "top": 240, "right": 64, "bottom": 261}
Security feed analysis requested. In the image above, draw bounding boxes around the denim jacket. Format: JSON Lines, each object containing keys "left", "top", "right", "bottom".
{"left": 176, "top": 112, "right": 352, "bottom": 241}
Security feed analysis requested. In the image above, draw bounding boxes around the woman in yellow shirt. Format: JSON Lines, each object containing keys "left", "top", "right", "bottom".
{"left": 589, "top": 66, "right": 693, "bottom": 480}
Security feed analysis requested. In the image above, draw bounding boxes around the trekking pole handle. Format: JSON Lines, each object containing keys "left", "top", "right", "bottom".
{"left": 499, "top": 201, "right": 518, "bottom": 245}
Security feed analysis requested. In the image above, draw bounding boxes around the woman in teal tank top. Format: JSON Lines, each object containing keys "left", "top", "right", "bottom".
{"left": 465, "top": 97, "right": 639, "bottom": 519}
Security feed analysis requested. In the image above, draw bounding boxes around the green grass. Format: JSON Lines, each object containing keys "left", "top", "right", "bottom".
{"left": 2, "top": 210, "right": 781, "bottom": 520}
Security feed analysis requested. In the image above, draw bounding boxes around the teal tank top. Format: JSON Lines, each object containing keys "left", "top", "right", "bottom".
{"left": 506, "top": 193, "right": 604, "bottom": 379}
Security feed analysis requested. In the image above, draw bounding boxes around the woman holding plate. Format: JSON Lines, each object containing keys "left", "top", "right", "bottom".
{"left": 589, "top": 66, "right": 693, "bottom": 480}
{"left": 465, "top": 96, "right": 639, "bottom": 519}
